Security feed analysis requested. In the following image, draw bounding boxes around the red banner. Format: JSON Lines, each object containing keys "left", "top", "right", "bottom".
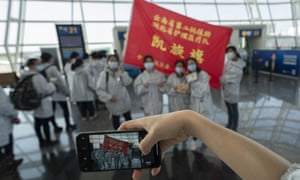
{"left": 103, "top": 135, "right": 128, "bottom": 154}
{"left": 123, "top": 0, "right": 232, "bottom": 88}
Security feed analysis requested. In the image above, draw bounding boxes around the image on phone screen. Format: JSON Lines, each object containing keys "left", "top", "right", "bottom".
{"left": 76, "top": 130, "right": 161, "bottom": 172}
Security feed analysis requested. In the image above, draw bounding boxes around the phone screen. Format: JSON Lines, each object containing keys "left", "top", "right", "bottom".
{"left": 76, "top": 130, "right": 161, "bottom": 172}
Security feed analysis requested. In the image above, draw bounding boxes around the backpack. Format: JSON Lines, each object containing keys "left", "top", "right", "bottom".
{"left": 10, "top": 74, "right": 42, "bottom": 110}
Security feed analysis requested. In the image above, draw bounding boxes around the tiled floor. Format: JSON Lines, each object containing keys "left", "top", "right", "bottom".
{"left": 1, "top": 73, "right": 300, "bottom": 180}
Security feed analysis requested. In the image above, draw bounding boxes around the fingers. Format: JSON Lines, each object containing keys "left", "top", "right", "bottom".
{"left": 118, "top": 119, "right": 144, "bottom": 131}
{"left": 151, "top": 166, "right": 161, "bottom": 176}
{"left": 139, "top": 132, "right": 158, "bottom": 155}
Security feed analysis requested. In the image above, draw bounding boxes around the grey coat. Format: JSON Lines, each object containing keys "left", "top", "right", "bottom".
{"left": 221, "top": 58, "right": 245, "bottom": 103}
{"left": 0, "top": 86, "right": 18, "bottom": 146}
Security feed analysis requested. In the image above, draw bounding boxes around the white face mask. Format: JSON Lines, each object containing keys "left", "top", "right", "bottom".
{"left": 226, "top": 52, "right": 236, "bottom": 60}
{"left": 108, "top": 61, "right": 119, "bottom": 69}
{"left": 175, "top": 67, "right": 184, "bottom": 74}
{"left": 144, "top": 62, "right": 154, "bottom": 70}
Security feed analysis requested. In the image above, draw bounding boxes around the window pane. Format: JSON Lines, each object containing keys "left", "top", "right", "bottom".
{"left": 269, "top": 4, "right": 292, "bottom": 19}
{"left": 0, "top": 1, "right": 8, "bottom": 20}
{"left": 0, "top": 23, "right": 5, "bottom": 44}
{"left": 274, "top": 20, "right": 293, "bottom": 36}
{"left": 23, "top": 23, "right": 58, "bottom": 44}
{"left": 186, "top": 5, "right": 218, "bottom": 21}
{"left": 218, "top": 5, "right": 249, "bottom": 20}
{"left": 83, "top": 3, "right": 114, "bottom": 21}
{"left": 25, "top": 2, "right": 72, "bottom": 21}
{"left": 259, "top": 5, "right": 271, "bottom": 20}
{"left": 115, "top": 3, "right": 133, "bottom": 21}
{"left": 85, "top": 23, "right": 114, "bottom": 43}
{"left": 156, "top": 4, "right": 186, "bottom": 16}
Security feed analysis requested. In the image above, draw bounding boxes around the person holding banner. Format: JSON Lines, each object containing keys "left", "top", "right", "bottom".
{"left": 134, "top": 55, "right": 166, "bottom": 116}
{"left": 221, "top": 46, "right": 246, "bottom": 131}
{"left": 186, "top": 57, "right": 213, "bottom": 118}
{"left": 166, "top": 60, "right": 189, "bottom": 112}
{"left": 96, "top": 54, "right": 133, "bottom": 129}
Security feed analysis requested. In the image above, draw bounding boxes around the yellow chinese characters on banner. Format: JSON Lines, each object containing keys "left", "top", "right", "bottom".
{"left": 152, "top": 14, "right": 211, "bottom": 45}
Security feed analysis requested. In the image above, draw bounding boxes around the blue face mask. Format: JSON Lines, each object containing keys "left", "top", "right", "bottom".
{"left": 188, "top": 64, "right": 197, "bottom": 72}
{"left": 144, "top": 62, "right": 154, "bottom": 70}
{"left": 175, "top": 67, "right": 184, "bottom": 74}
{"left": 108, "top": 61, "right": 119, "bottom": 69}
{"left": 226, "top": 52, "right": 235, "bottom": 60}
{"left": 36, "top": 65, "right": 44, "bottom": 72}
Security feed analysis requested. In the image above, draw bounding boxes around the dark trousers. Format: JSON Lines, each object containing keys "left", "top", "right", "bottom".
{"left": 0, "top": 134, "right": 13, "bottom": 160}
{"left": 111, "top": 111, "right": 132, "bottom": 129}
{"left": 52, "top": 101, "right": 71, "bottom": 127}
{"left": 77, "top": 101, "right": 95, "bottom": 118}
{"left": 225, "top": 101, "right": 239, "bottom": 131}
{"left": 34, "top": 117, "right": 52, "bottom": 143}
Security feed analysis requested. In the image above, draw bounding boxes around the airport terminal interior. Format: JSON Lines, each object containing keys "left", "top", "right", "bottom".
{"left": 1, "top": 0, "right": 300, "bottom": 180}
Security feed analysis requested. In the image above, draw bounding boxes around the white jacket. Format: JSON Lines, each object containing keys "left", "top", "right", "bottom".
{"left": 20, "top": 71, "right": 56, "bottom": 118}
{"left": 166, "top": 73, "right": 189, "bottom": 112}
{"left": 221, "top": 58, "right": 245, "bottom": 103}
{"left": 96, "top": 67, "right": 132, "bottom": 115}
{"left": 189, "top": 71, "right": 213, "bottom": 118}
{"left": 0, "top": 86, "right": 18, "bottom": 146}
{"left": 43, "top": 63, "right": 69, "bottom": 101}
{"left": 89, "top": 58, "right": 107, "bottom": 85}
{"left": 134, "top": 70, "right": 166, "bottom": 115}
{"left": 64, "top": 62, "right": 75, "bottom": 101}
{"left": 71, "top": 66, "right": 96, "bottom": 102}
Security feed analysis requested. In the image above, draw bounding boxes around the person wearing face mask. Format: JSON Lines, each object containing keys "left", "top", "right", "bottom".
{"left": 20, "top": 58, "right": 58, "bottom": 148}
{"left": 186, "top": 57, "right": 214, "bottom": 150}
{"left": 71, "top": 58, "right": 96, "bottom": 121}
{"left": 134, "top": 55, "right": 166, "bottom": 116}
{"left": 187, "top": 57, "right": 213, "bottom": 118}
{"left": 64, "top": 51, "right": 80, "bottom": 103}
{"left": 89, "top": 51, "right": 107, "bottom": 111}
{"left": 166, "top": 60, "right": 189, "bottom": 112}
{"left": 96, "top": 54, "right": 133, "bottom": 129}
{"left": 40, "top": 52, "right": 76, "bottom": 132}
{"left": 221, "top": 46, "right": 246, "bottom": 131}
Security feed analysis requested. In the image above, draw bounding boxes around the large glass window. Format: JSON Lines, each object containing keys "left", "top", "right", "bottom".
{"left": 0, "top": 1, "right": 8, "bottom": 20}
{"left": 115, "top": 3, "right": 133, "bottom": 21}
{"left": 269, "top": 4, "right": 292, "bottom": 19}
{"left": 82, "top": 2, "right": 114, "bottom": 21}
{"left": 186, "top": 5, "right": 218, "bottom": 21}
{"left": 25, "top": 2, "right": 73, "bottom": 21}
{"left": 218, "top": 4, "right": 249, "bottom": 21}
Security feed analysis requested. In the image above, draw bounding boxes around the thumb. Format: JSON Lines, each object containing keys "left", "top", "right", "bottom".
{"left": 139, "top": 132, "right": 158, "bottom": 155}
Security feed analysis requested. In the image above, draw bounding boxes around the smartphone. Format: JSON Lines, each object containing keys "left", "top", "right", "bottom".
{"left": 76, "top": 130, "right": 161, "bottom": 172}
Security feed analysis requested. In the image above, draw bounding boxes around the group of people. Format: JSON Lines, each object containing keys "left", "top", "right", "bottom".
{"left": 0, "top": 45, "right": 245, "bottom": 173}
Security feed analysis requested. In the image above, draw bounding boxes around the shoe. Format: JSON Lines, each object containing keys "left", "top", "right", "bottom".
{"left": 66, "top": 124, "right": 77, "bottom": 131}
{"left": 54, "top": 127, "right": 63, "bottom": 133}
{"left": 89, "top": 115, "right": 97, "bottom": 120}
{"left": 45, "top": 140, "right": 59, "bottom": 147}
{"left": 9, "top": 158, "right": 23, "bottom": 168}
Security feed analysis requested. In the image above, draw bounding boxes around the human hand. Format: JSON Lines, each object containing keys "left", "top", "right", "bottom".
{"left": 110, "top": 96, "right": 117, "bottom": 103}
{"left": 158, "top": 81, "right": 164, "bottom": 87}
{"left": 11, "top": 118, "right": 20, "bottom": 124}
{"left": 118, "top": 111, "right": 189, "bottom": 180}
{"left": 143, "top": 82, "right": 149, "bottom": 88}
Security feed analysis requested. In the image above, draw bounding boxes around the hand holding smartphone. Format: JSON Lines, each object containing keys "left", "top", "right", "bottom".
{"left": 76, "top": 130, "right": 161, "bottom": 172}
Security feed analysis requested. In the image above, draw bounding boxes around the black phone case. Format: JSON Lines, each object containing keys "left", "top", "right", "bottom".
{"left": 76, "top": 130, "right": 161, "bottom": 172}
